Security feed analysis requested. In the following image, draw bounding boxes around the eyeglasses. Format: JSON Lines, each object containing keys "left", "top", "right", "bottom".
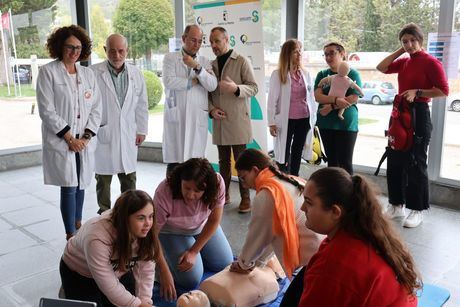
{"left": 323, "top": 51, "right": 338, "bottom": 58}
{"left": 64, "top": 44, "right": 82, "bottom": 52}
{"left": 187, "top": 38, "right": 203, "bottom": 45}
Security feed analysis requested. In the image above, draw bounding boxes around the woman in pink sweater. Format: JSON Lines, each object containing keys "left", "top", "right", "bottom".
{"left": 60, "top": 190, "right": 160, "bottom": 307}
{"left": 153, "top": 158, "right": 233, "bottom": 298}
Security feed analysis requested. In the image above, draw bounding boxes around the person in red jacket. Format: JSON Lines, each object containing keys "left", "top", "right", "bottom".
{"left": 376, "top": 23, "right": 449, "bottom": 228}
{"left": 281, "top": 167, "right": 420, "bottom": 306}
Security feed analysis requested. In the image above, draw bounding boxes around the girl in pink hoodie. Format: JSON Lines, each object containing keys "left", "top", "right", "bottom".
{"left": 60, "top": 190, "right": 160, "bottom": 307}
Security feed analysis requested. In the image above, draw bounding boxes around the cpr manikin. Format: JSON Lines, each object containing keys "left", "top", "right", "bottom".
{"left": 198, "top": 256, "right": 284, "bottom": 307}
{"left": 318, "top": 61, "right": 364, "bottom": 120}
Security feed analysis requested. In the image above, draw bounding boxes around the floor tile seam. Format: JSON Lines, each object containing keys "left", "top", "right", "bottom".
{"left": 434, "top": 261, "right": 460, "bottom": 281}
{"left": 407, "top": 240, "right": 460, "bottom": 255}
{"left": 0, "top": 205, "right": 42, "bottom": 215}
{"left": 0, "top": 239, "right": 61, "bottom": 256}
{"left": 0, "top": 215, "right": 46, "bottom": 244}
{"left": 0, "top": 240, "right": 48, "bottom": 257}
{"left": 28, "top": 192, "right": 60, "bottom": 207}
{"left": 0, "top": 195, "right": 58, "bottom": 214}
{"left": 0, "top": 284, "right": 31, "bottom": 307}
{"left": 0, "top": 266, "right": 59, "bottom": 289}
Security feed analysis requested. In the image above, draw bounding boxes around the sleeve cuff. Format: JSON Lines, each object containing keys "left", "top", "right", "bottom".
{"left": 234, "top": 87, "right": 240, "bottom": 97}
{"left": 194, "top": 66, "right": 203, "bottom": 74}
{"left": 85, "top": 128, "right": 96, "bottom": 137}
{"left": 56, "top": 125, "right": 71, "bottom": 138}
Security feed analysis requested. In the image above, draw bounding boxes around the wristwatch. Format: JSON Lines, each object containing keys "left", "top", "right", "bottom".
{"left": 193, "top": 64, "right": 202, "bottom": 73}
{"left": 82, "top": 133, "right": 92, "bottom": 140}
{"left": 415, "top": 89, "right": 422, "bottom": 98}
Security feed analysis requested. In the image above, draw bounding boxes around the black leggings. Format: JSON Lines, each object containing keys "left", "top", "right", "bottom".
{"left": 278, "top": 118, "right": 310, "bottom": 176}
{"left": 60, "top": 259, "right": 136, "bottom": 307}
{"left": 319, "top": 129, "right": 358, "bottom": 175}
{"left": 387, "top": 102, "right": 432, "bottom": 211}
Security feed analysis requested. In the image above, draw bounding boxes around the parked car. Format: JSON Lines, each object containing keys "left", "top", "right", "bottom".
{"left": 447, "top": 94, "right": 460, "bottom": 112}
{"left": 359, "top": 81, "right": 396, "bottom": 105}
{"left": 12, "top": 67, "right": 31, "bottom": 84}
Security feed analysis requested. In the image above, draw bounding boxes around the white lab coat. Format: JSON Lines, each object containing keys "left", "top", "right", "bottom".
{"left": 36, "top": 60, "right": 102, "bottom": 189}
{"left": 90, "top": 61, "right": 149, "bottom": 175}
{"left": 267, "top": 69, "right": 318, "bottom": 164}
{"left": 162, "top": 51, "right": 218, "bottom": 163}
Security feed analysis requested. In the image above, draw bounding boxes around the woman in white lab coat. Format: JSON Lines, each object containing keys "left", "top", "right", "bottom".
{"left": 36, "top": 25, "right": 101, "bottom": 240}
{"left": 267, "top": 39, "right": 317, "bottom": 176}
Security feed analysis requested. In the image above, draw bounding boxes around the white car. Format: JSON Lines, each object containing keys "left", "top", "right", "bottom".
{"left": 448, "top": 94, "right": 460, "bottom": 112}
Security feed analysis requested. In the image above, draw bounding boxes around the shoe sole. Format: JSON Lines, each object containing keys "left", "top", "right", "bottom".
{"left": 238, "top": 208, "right": 251, "bottom": 213}
{"left": 388, "top": 214, "right": 406, "bottom": 219}
{"left": 403, "top": 221, "right": 422, "bottom": 228}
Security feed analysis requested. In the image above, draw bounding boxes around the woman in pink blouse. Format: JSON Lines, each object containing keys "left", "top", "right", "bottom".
{"left": 60, "top": 190, "right": 159, "bottom": 307}
{"left": 153, "top": 158, "right": 233, "bottom": 298}
{"left": 267, "top": 39, "right": 317, "bottom": 176}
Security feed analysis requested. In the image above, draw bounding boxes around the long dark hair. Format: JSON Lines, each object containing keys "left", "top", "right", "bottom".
{"left": 111, "top": 190, "right": 159, "bottom": 272}
{"left": 167, "top": 158, "right": 219, "bottom": 208}
{"left": 235, "top": 148, "right": 303, "bottom": 194}
{"left": 309, "top": 167, "right": 421, "bottom": 294}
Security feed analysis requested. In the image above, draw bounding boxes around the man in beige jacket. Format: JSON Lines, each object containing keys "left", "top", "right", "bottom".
{"left": 208, "top": 26, "right": 258, "bottom": 213}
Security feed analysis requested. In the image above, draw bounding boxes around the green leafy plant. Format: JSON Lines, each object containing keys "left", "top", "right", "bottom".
{"left": 142, "top": 70, "right": 162, "bottom": 110}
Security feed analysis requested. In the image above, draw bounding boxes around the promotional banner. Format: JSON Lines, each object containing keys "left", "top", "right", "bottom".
{"left": 193, "top": 0, "right": 267, "bottom": 171}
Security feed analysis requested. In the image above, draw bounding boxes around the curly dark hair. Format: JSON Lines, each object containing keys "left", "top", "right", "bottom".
{"left": 167, "top": 158, "right": 220, "bottom": 209}
{"left": 46, "top": 25, "right": 92, "bottom": 61}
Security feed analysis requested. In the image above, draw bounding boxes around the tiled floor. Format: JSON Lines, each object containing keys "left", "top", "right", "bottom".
{"left": 0, "top": 162, "right": 458, "bottom": 306}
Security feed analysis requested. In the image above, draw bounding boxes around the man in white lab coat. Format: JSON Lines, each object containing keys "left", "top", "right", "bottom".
{"left": 91, "top": 34, "right": 149, "bottom": 214}
{"left": 162, "top": 25, "right": 218, "bottom": 175}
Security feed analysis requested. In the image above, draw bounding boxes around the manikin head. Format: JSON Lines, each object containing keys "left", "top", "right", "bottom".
{"left": 177, "top": 290, "right": 210, "bottom": 307}
{"left": 337, "top": 61, "right": 350, "bottom": 77}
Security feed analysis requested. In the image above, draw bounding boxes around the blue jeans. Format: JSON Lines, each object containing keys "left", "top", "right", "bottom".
{"left": 60, "top": 153, "right": 84, "bottom": 235}
{"left": 159, "top": 226, "right": 233, "bottom": 290}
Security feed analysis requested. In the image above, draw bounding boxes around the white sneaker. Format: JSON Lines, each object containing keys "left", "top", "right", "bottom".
{"left": 403, "top": 210, "right": 423, "bottom": 228}
{"left": 386, "top": 205, "right": 405, "bottom": 219}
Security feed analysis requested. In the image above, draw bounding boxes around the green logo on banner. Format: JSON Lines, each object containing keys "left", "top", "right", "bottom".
{"left": 208, "top": 117, "right": 213, "bottom": 134}
{"left": 250, "top": 96, "right": 263, "bottom": 120}
{"left": 211, "top": 163, "right": 219, "bottom": 172}
{"left": 230, "top": 35, "right": 236, "bottom": 47}
{"left": 247, "top": 138, "right": 262, "bottom": 150}
{"left": 252, "top": 10, "right": 259, "bottom": 22}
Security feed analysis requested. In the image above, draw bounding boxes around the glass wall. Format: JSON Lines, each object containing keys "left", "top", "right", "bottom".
{"left": 0, "top": 0, "right": 73, "bottom": 150}
{"left": 88, "top": 0, "right": 175, "bottom": 143}
{"left": 303, "top": 0, "right": 441, "bottom": 171}
{"left": 440, "top": 2, "right": 460, "bottom": 181}
{"left": 1, "top": 0, "right": 458, "bottom": 185}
